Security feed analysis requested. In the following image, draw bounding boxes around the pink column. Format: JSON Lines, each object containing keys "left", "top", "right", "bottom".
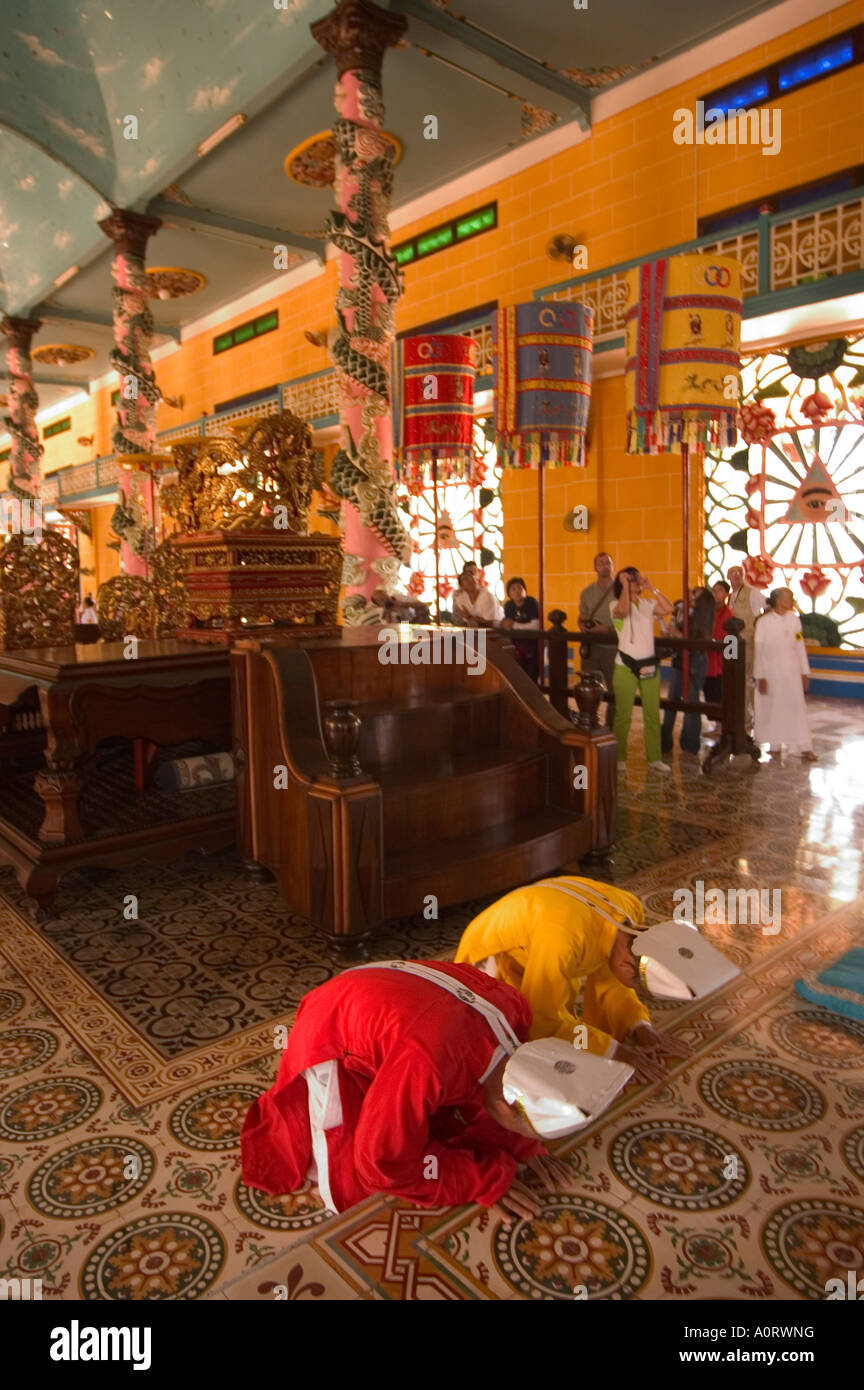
{"left": 312, "top": 0, "right": 410, "bottom": 609}
{"left": 99, "top": 209, "right": 162, "bottom": 577}
{"left": 1, "top": 316, "right": 44, "bottom": 503}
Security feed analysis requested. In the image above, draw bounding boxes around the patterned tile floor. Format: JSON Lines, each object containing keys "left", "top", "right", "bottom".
{"left": 0, "top": 697, "right": 862, "bottom": 1300}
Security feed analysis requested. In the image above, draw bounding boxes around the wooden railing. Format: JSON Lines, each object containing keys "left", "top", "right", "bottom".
{"left": 499, "top": 613, "right": 752, "bottom": 765}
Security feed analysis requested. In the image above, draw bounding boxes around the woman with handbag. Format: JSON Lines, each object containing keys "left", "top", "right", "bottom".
{"left": 611, "top": 567, "right": 674, "bottom": 772}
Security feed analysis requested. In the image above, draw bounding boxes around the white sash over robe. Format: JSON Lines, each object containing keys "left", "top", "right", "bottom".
{"left": 302, "top": 960, "right": 522, "bottom": 1212}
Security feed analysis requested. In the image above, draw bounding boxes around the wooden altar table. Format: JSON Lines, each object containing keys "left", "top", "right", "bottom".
{"left": 0, "top": 641, "right": 232, "bottom": 918}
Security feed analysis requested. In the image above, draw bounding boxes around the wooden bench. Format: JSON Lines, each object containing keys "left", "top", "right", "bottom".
{"left": 231, "top": 627, "right": 616, "bottom": 952}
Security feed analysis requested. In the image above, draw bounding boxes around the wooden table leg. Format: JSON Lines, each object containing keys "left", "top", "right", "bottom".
{"left": 35, "top": 686, "right": 85, "bottom": 845}
{"left": 133, "top": 737, "right": 160, "bottom": 791}
{"left": 23, "top": 864, "right": 59, "bottom": 923}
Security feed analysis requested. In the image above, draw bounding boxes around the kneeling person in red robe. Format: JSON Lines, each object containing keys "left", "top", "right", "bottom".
{"left": 242, "top": 960, "right": 624, "bottom": 1221}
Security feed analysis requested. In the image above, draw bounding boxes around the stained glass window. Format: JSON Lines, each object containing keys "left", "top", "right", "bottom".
{"left": 397, "top": 417, "right": 503, "bottom": 615}
{"left": 704, "top": 334, "right": 864, "bottom": 648}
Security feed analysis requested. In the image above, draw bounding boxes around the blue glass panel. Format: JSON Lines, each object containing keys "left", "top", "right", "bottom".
{"left": 778, "top": 39, "right": 854, "bottom": 90}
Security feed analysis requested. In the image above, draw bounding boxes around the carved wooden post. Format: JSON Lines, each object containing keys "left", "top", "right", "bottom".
{"left": 322, "top": 699, "right": 363, "bottom": 777}
{"left": 1, "top": 316, "right": 44, "bottom": 502}
{"left": 99, "top": 209, "right": 162, "bottom": 578}
{"left": 34, "top": 687, "right": 84, "bottom": 845}
{"left": 311, "top": 0, "right": 410, "bottom": 611}
{"left": 546, "top": 608, "right": 570, "bottom": 717}
{"left": 573, "top": 671, "right": 604, "bottom": 730}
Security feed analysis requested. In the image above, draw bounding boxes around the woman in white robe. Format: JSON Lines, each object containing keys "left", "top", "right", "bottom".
{"left": 754, "top": 589, "right": 816, "bottom": 760}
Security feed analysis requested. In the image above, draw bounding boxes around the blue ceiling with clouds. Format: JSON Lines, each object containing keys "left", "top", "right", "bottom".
{"left": 0, "top": 0, "right": 786, "bottom": 339}
{"left": 0, "top": 0, "right": 334, "bottom": 314}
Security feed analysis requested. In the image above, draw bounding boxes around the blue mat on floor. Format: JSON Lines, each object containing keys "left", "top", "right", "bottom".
{"left": 795, "top": 947, "right": 864, "bottom": 1023}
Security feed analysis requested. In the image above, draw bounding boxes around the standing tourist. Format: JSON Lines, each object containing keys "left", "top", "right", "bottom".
{"left": 502, "top": 577, "right": 541, "bottom": 681}
{"left": 754, "top": 588, "right": 817, "bottom": 761}
{"left": 661, "top": 586, "right": 715, "bottom": 756}
{"left": 702, "top": 580, "right": 733, "bottom": 733}
{"left": 579, "top": 552, "right": 617, "bottom": 729}
{"left": 79, "top": 595, "right": 99, "bottom": 626}
{"left": 453, "top": 561, "right": 503, "bottom": 628}
{"left": 611, "top": 567, "right": 675, "bottom": 772}
{"left": 727, "top": 565, "right": 764, "bottom": 734}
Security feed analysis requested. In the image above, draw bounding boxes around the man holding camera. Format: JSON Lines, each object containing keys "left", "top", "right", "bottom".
{"left": 579, "top": 552, "right": 617, "bottom": 728}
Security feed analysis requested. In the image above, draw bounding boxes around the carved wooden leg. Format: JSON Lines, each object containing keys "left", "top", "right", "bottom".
{"left": 703, "top": 733, "right": 732, "bottom": 774}
{"left": 242, "top": 859, "right": 273, "bottom": 883}
{"left": 22, "top": 865, "right": 60, "bottom": 923}
{"left": 133, "top": 737, "right": 160, "bottom": 791}
{"left": 37, "top": 685, "right": 85, "bottom": 845}
{"left": 581, "top": 845, "right": 616, "bottom": 865}
{"left": 327, "top": 932, "right": 373, "bottom": 962}
{"left": 34, "top": 768, "right": 84, "bottom": 843}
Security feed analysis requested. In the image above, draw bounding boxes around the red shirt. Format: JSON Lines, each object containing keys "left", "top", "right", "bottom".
{"left": 707, "top": 603, "right": 732, "bottom": 677}
{"left": 241, "top": 961, "right": 543, "bottom": 1211}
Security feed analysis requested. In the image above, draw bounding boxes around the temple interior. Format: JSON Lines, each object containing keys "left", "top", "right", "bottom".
{"left": 0, "top": 0, "right": 863, "bottom": 1308}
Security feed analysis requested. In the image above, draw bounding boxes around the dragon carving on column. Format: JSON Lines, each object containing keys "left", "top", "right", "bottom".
{"left": 312, "top": 0, "right": 411, "bottom": 617}
{"left": 98, "top": 210, "right": 168, "bottom": 571}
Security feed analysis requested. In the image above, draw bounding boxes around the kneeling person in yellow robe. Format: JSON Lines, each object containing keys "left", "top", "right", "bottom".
{"left": 455, "top": 876, "right": 693, "bottom": 1083}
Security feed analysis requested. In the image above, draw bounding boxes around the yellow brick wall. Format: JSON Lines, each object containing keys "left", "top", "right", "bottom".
{"left": 501, "top": 375, "right": 705, "bottom": 618}
{"left": 29, "top": 0, "right": 864, "bottom": 616}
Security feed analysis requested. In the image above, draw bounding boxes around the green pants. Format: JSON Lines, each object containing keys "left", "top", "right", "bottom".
{"left": 613, "top": 662, "right": 661, "bottom": 763}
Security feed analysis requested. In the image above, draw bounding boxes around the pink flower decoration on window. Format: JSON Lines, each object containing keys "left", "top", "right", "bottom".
{"left": 407, "top": 571, "right": 425, "bottom": 598}
{"left": 743, "top": 555, "right": 775, "bottom": 587}
{"left": 800, "top": 391, "right": 833, "bottom": 425}
{"left": 438, "top": 577, "right": 454, "bottom": 600}
{"left": 800, "top": 567, "right": 831, "bottom": 599}
{"left": 744, "top": 472, "right": 766, "bottom": 497}
{"left": 738, "top": 403, "right": 776, "bottom": 444}
{"left": 745, "top": 508, "right": 761, "bottom": 529}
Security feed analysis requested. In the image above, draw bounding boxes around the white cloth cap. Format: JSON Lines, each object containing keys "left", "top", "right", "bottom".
{"left": 624, "top": 919, "right": 740, "bottom": 1000}
{"left": 502, "top": 1038, "right": 634, "bottom": 1139}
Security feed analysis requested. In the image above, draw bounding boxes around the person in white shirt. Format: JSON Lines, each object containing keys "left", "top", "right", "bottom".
{"left": 452, "top": 562, "right": 503, "bottom": 628}
{"left": 610, "top": 567, "right": 674, "bottom": 773}
{"left": 79, "top": 596, "right": 99, "bottom": 626}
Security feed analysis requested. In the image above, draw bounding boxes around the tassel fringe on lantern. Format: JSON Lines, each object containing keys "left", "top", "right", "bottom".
{"left": 625, "top": 409, "right": 739, "bottom": 456}
{"left": 496, "top": 430, "right": 588, "bottom": 469}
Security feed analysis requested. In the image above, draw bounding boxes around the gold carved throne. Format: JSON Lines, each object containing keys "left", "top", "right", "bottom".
{"left": 160, "top": 411, "right": 342, "bottom": 645}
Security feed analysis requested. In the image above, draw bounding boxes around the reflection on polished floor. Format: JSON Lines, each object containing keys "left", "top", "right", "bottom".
{"left": 0, "top": 697, "right": 862, "bottom": 1300}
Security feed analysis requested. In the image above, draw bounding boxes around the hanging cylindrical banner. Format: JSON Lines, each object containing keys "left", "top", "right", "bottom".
{"left": 392, "top": 333, "right": 477, "bottom": 481}
{"left": 624, "top": 253, "right": 742, "bottom": 455}
{"left": 494, "top": 301, "right": 593, "bottom": 468}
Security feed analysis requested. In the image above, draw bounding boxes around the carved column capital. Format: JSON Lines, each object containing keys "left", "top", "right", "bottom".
{"left": 98, "top": 208, "right": 162, "bottom": 259}
{"left": 1, "top": 315, "right": 42, "bottom": 351}
{"left": 311, "top": 0, "right": 407, "bottom": 78}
